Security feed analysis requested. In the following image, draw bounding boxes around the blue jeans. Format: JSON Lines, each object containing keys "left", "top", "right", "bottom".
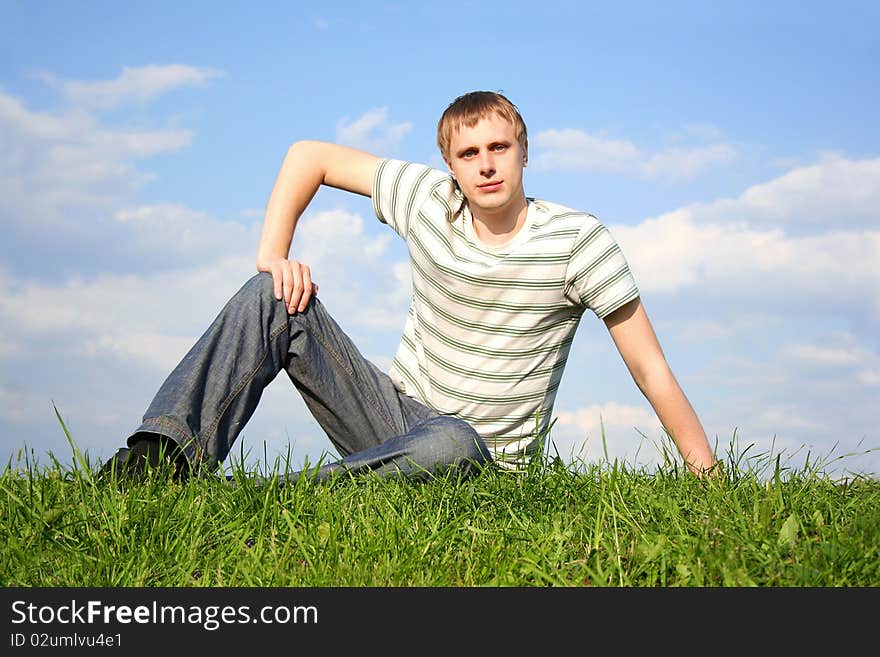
{"left": 128, "top": 272, "right": 492, "bottom": 482}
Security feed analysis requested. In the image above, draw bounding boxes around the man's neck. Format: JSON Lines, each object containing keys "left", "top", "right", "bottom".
{"left": 470, "top": 195, "right": 530, "bottom": 246}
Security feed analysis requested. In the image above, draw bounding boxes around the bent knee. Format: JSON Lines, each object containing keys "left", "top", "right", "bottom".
{"left": 429, "top": 416, "right": 492, "bottom": 465}
{"left": 250, "top": 271, "right": 276, "bottom": 296}
{"left": 238, "top": 271, "right": 280, "bottom": 306}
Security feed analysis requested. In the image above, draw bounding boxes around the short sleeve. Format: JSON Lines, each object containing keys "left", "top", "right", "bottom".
{"left": 563, "top": 215, "right": 640, "bottom": 319}
{"left": 372, "top": 159, "right": 450, "bottom": 240}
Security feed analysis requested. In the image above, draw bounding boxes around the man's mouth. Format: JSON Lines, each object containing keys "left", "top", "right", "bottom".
{"left": 477, "top": 180, "right": 503, "bottom": 192}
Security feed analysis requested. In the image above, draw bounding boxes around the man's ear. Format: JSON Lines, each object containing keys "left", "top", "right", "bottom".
{"left": 521, "top": 142, "right": 529, "bottom": 167}
{"left": 444, "top": 157, "right": 456, "bottom": 180}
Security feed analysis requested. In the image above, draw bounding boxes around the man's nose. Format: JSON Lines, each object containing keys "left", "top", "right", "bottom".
{"left": 479, "top": 152, "right": 495, "bottom": 175}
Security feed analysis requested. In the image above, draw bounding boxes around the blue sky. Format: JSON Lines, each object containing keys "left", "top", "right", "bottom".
{"left": 2, "top": 0, "right": 878, "bottom": 479}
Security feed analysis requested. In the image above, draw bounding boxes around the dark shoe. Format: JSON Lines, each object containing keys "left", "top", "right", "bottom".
{"left": 98, "top": 446, "right": 136, "bottom": 479}
{"left": 98, "top": 435, "right": 191, "bottom": 483}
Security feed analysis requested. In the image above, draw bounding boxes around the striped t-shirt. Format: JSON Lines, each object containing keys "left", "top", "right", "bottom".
{"left": 372, "top": 159, "right": 639, "bottom": 469}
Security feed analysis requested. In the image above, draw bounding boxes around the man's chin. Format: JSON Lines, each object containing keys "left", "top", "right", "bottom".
{"left": 469, "top": 196, "right": 510, "bottom": 212}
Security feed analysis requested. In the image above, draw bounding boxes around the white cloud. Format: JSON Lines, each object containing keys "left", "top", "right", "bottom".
{"left": 678, "top": 315, "right": 777, "bottom": 342}
{"left": 0, "top": 64, "right": 224, "bottom": 250}
{"left": 0, "top": 87, "right": 192, "bottom": 238}
{"left": 532, "top": 127, "right": 737, "bottom": 181}
{"left": 0, "top": 254, "right": 253, "bottom": 362}
{"left": 114, "top": 203, "right": 260, "bottom": 258}
{"left": 703, "top": 401, "right": 847, "bottom": 473}
{"left": 858, "top": 369, "right": 880, "bottom": 386}
{"left": 83, "top": 333, "right": 203, "bottom": 374}
{"left": 642, "top": 144, "right": 737, "bottom": 181}
{"left": 695, "top": 152, "right": 880, "bottom": 229}
{"left": 782, "top": 343, "right": 868, "bottom": 367}
{"left": 293, "top": 208, "right": 391, "bottom": 261}
{"left": 0, "top": 91, "right": 88, "bottom": 140}
{"left": 754, "top": 404, "right": 829, "bottom": 433}
{"left": 335, "top": 107, "right": 412, "bottom": 154}
{"left": 549, "top": 402, "right": 666, "bottom": 467}
{"left": 776, "top": 334, "right": 880, "bottom": 391}
{"left": 607, "top": 156, "right": 880, "bottom": 322}
{"left": 554, "top": 401, "right": 660, "bottom": 435}
{"left": 37, "top": 65, "right": 225, "bottom": 110}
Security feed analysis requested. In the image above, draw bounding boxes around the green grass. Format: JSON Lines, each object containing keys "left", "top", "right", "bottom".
{"left": 2, "top": 419, "right": 878, "bottom": 587}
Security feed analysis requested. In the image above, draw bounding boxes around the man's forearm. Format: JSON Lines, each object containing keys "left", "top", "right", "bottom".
{"left": 256, "top": 140, "right": 379, "bottom": 269}
{"left": 638, "top": 367, "right": 716, "bottom": 475}
{"left": 256, "top": 141, "right": 326, "bottom": 268}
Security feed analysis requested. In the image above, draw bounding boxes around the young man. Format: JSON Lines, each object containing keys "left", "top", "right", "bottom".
{"left": 100, "top": 91, "right": 716, "bottom": 482}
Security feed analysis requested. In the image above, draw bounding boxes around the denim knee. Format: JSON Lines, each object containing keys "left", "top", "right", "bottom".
{"left": 423, "top": 415, "right": 493, "bottom": 465}
{"left": 242, "top": 271, "right": 277, "bottom": 303}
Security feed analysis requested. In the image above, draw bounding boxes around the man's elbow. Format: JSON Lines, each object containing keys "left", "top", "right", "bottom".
{"left": 288, "top": 139, "right": 336, "bottom": 159}
{"left": 287, "top": 139, "right": 316, "bottom": 157}
{"left": 283, "top": 140, "right": 333, "bottom": 183}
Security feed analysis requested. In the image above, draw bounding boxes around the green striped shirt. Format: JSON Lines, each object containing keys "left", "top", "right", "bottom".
{"left": 373, "top": 159, "right": 640, "bottom": 469}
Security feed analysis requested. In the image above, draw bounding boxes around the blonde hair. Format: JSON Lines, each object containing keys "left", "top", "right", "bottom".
{"left": 436, "top": 91, "right": 528, "bottom": 161}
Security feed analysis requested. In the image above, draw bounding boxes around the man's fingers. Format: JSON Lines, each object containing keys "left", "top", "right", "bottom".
{"left": 287, "top": 262, "right": 304, "bottom": 314}
{"left": 262, "top": 259, "right": 315, "bottom": 314}
{"left": 282, "top": 262, "right": 294, "bottom": 308}
{"left": 298, "top": 264, "right": 313, "bottom": 312}
{"left": 272, "top": 264, "right": 284, "bottom": 301}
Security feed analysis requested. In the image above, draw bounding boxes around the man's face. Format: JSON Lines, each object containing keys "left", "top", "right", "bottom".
{"left": 444, "top": 113, "right": 527, "bottom": 217}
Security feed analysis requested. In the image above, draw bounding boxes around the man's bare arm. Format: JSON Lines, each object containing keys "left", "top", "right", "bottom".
{"left": 256, "top": 140, "right": 380, "bottom": 313}
{"left": 603, "top": 297, "right": 716, "bottom": 476}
